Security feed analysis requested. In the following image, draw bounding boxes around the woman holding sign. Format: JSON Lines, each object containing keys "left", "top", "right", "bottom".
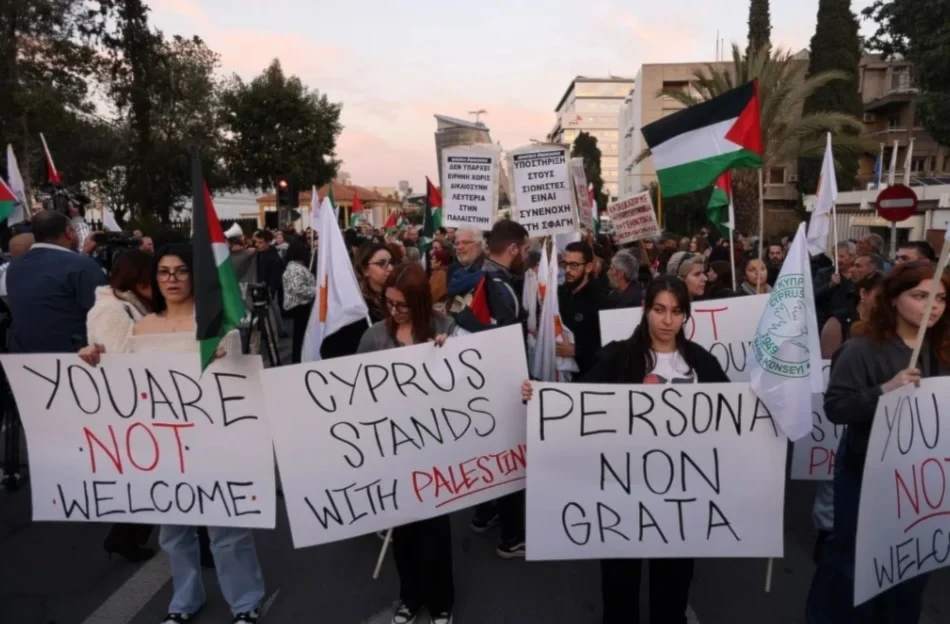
{"left": 80, "top": 245, "right": 266, "bottom": 624}
{"left": 806, "top": 261, "right": 950, "bottom": 624}
{"left": 522, "top": 275, "right": 729, "bottom": 624}
{"left": 357, "top": 262, "right": 464, "bottom": 624}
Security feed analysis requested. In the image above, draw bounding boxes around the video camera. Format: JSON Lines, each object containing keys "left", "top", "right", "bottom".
{"left": 38, "top": 185, "right": 91, "bottom": 217}
{"left": 248, "top": 282, "right": 271, "bottom": 309}
{"left": 91, "top": 231, "right": 139, "bottom": 274}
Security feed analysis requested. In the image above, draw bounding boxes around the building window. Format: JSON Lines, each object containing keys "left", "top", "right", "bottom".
{"left": 662, "top": 80, "right": 689, "bottom": 94}
{"left": 888, "top": 115, "right": 901, "bottom": 129}
{"left": 767, "top": 167, "right": 786, "bottom": 186}
{"left": 911, "top": 157, "right": 927, "bottom": 173}
{"left": 891, "top": 68, "right": 912, "bottom": 92}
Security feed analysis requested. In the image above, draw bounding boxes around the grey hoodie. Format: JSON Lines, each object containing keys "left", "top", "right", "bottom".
{"left": 825, "top": 336, "right": 944, "bottom": 466}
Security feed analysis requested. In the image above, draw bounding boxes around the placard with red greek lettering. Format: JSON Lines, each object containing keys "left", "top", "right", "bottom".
{"left": 0, "top": 354, "right": 275, "bottom": 528}
{"left": 261, "top": 325, "right": 529, "bottom": 549}
{"left": 854, "top": 379, "right": 950, "bottom": 606}
{"left": 569, "top": 158, "right": 594, "bottom": 230}
{"left": 526, "top": 382, "right": 787, "bottom": 560}
{"left": 606, "top": 191, "right": 660, "bottom": 244}
{"left": 599, "top": 295, "right": 769, "bottom": 382}
{"left": 789, "top": 362, "right": 842, "bottom": 481}
{"left": 441, "top": 145, "right": 500, "bottom": 229}
{"left": 509, "top": 144, "right": 579, "bottom": 237}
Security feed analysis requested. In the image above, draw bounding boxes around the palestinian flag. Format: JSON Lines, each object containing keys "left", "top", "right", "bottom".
{"left": 191, "top": 149, "right": 244, "bottom": 371}
{"left": 0, "top": 177, "right": 16, "bottom": 221}
{"left": 707, "top": 171, "right": 734, "bottom": 237}
{"left": 641, "top": 80, "right": 762, "bottom": 198}
{"left": 349, "top": 191, "right": 365, "bottom": 227}
{"left": 39, "top": 132, "right": 62, "bottom": 185}
{"left": 422, "top": 177, "right": 442, "bottom": 241}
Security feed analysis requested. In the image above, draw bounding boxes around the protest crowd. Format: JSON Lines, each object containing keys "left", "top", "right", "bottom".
{"left": 2, "top": 86, "right": 949, "bottom": 624}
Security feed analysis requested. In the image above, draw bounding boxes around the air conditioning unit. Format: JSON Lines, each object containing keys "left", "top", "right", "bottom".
{"left": 788, "top": 174, "right": 799, "bottom": 183}
{"left": 863, "top": 113, "right": 877, "bottom": 123}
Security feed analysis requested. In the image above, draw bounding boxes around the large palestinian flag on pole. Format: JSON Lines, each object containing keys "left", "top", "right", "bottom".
{"left": 641, "top": 80, "right": 762, "bottom": 198}
{"left": 191, "top": 148, "right": 244, "bottom": 371}
{"left": 707, "top": 171, "right": 734, "bottom": 237}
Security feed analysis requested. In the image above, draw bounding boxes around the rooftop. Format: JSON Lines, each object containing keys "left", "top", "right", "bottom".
{"left": 554, "top": 75, "right": 635, "bottom": 112}
{"left": 434, "top": 114, "right": 489, "bottom": 131}
{"left": 256, "top": 182, "right": 401, "bottom": 206}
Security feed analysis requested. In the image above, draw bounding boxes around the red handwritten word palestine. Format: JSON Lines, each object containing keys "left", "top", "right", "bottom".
{"left": 809, "top": 447, "right": 836, "bottom": 477}
{"left": 412, "top": 444, "right": 527, "bottom": 509}
{"left": 894, "top": 457, "right": 950, "bottom": 533}
{"left": 82, "top": 422, "right": 194, "bottom": 475}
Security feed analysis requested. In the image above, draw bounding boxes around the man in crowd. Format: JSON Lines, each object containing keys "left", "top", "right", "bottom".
{"left": 766, "top": 242, "right": 785, "bottom": 286}
{"left": 6, "top": 210, "right": 106, "bottom": 353}
{"left": 606, "top": 250, "right": 642, "bottom": 309}
{"left": 252, "top": 229, "right": 288, "bottom": 339}
{"left": 557, "top": 241, "right": 609, "bottom": 378}
{"left": 446, "top": 228, "right": 486, "bottom": 308}
{"left": 0, "top": 233, "right": 35, "bottom": 301}
{"left": 814, "top": 241, "right": 856, "bottom": 330}
{"left": 895, "top": 240, "right": 936, "bottom": 264}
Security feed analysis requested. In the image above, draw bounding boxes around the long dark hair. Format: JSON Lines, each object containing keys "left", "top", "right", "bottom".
{"left": 383, "top": 262, "right": 437, "bottom": 343}
{"left": 109, "top": 248, "right": 154, "bottom": 312}
{"left": 632, "top": 275, "right": 697, "bottom": 375}
{"left": 151, "top": 244, "right": 194, "bottom": 314}
{"left": 853, "top": 261, "right": 950, "bottom": 366}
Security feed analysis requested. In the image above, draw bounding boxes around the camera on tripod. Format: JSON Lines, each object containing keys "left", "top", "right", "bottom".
{"left": 39, "top": 185, "right": 90, "bottom": 217}
{"left": 91, "top": 232, "right": 139, "bottom": 273}
{"left": 249, "top": 282, "right": 271, "bottom": 309}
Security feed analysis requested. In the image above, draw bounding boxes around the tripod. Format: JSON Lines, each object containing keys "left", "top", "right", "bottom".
{"left": 248, "top": 299, "right": 281, "bottom": 367}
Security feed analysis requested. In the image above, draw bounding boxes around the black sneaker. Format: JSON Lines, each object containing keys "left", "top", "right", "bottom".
{"left": 496, "top": 537, "right": 526, "bottom": 559}
{"left": 391, "top": 602, "right": 419, "bottom": 624}
{"left": 160, "top": 615, "right": 191, "bottom": 624}
{"left": 470, "top": 507, "right": 500, "bottom": 533}
{"left": 233, "top": 609, "right": 259, "bottom": 624}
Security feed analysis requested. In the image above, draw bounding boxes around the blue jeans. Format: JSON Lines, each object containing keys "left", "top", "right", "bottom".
{"left": 159, "top": 525, "right": 265, "bottom": 615}
{"left": 805, "top": 435, "right": 929, "bottom": 623}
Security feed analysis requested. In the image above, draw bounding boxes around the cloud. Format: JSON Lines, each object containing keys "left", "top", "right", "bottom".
{"left": 152, "top": 0, "right": 208, "bottom": 24}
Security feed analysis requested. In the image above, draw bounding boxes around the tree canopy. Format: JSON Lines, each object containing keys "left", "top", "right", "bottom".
{"left": 570, "top": 132, "right": 608, "bottom": 212}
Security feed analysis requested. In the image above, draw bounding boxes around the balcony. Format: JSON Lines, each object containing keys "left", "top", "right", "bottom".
{"left": 864, "top": 74, "right": 918, "bottom": 113}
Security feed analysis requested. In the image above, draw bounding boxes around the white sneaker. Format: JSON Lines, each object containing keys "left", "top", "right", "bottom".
{"left": 432, "top": 611, "right": 453, "bottom": 624}
{"left": 391, "top": 602, "right": 418, "bottom": 624}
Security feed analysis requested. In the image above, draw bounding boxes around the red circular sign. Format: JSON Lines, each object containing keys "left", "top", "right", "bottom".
{"left": 876, "top": 184, "right": 918, "bottom": 223}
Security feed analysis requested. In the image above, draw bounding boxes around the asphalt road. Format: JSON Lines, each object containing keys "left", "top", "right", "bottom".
{"left": 2, "top": 331, "right": 949, "bottom": 623}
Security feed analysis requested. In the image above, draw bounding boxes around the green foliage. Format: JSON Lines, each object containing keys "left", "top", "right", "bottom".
{"left": 747, "top": 0, "right": 772, "bottom": 57}
{"left": 647, "top": 182, "right": 712, "bottom": 236}
{"left": 798, "top": 0, "right": 864, "bottom": 195}
{"left": 862, "top": 0, "right": 950, "bottom": 147}
{"left": 221, "top": 59, "right": 342, "bottom": 193}
{"left": 637, "top": 44, "right": 873, "bottom": 233}
{"left": 570, "top": 132, "right": 608, "bottom": 211}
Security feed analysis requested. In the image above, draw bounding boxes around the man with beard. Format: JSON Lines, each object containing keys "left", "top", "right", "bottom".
{"left": 557, "top": 241, "right": 609, "bottom": 377}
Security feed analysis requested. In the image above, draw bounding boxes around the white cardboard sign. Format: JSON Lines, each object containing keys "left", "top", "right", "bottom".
{"left": 509, "top": 144, "right": 579, "bottom": 237}
{"left": 599, "top": 295, "right": 770, "bottom": 382}
{"left": 261, "top": 325, "right": 530, "bottom": 549}
{"left": 441, "top": 146, "right": 500, "bottom": 229}
{"left": 855, "top": 378, "right": 950, "bottom": 605}
{"left": 0, "top": 354, "right": 275, "bottom": 528}
{"left": 526, "top": 381, "right": 787, "bottom": 560}
{"left": 569, "top": 158, "right": 594, "bottom": 231}
{"left": 607, "top": 191, "right": 661, "bottom": 243}
{"left": 789, "top": 362, "right": 842, "bottom": 481}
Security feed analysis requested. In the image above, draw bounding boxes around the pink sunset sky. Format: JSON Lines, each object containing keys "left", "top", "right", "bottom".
{"left": 149, "top": 0, "right": 877, "bottom": 191}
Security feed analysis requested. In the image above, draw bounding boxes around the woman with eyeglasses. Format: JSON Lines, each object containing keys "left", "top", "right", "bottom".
{"left": 357, "top": 262, "right": 466, "bottom": 624}
{"left": 521, "top": 275, "right": 728, "bottom": 624}
{"left": 79, "top": 245, "right": 266, "bottom": 624}
{"left": 357, "top": 242, "right": 395, "bottom": 322}
{"left": 806, "top": 261, "right": 950, "bottom": 623}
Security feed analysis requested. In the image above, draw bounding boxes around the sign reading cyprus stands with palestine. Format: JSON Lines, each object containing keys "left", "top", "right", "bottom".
{"left": 441, "top": 145, "right": 500, "bottom": 229}
{"left": 509, "top": 144, "right": 579, "bottom": 237}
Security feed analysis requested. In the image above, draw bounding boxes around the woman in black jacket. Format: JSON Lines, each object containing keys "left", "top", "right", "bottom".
{"left": 522, "top": 275, "right": 729, "bottom": 624}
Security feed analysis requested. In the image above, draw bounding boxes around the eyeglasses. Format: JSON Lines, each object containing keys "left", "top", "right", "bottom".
{"left": 157, "top": 267, "right": 191, "bottom": 282}
{"left": 560, "top": 261, "right": 587, "bottom": 271}
{"left": 369, "top": 260, "right": 393, "bottom": 269}
{"left": 384, "top": 298, "right": 410, "bottom": 314}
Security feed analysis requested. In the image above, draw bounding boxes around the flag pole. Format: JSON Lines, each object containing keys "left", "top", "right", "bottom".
{"left": 758, "top": 168, "right": 765, "bottom": 260}
{"left": 765, "top": 558, "right": 774, "bottom": 593}
{"left": 727, "top": 174, "right": 737, "bottom": 292}
{"left": 373, "top": 528, "right": 393, "bottom": 579}
{"left": 832, "top": 201, "right": 839, "bottom": 275}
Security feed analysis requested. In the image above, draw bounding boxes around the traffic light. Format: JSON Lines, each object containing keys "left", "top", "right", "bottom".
{"left": 276, "top": 176, "right": 299, "bottom": 208}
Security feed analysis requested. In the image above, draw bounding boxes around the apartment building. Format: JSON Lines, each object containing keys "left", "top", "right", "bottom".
{"left": 858, "top": 55, "right": 950, "bottom": 187}
{"left": 547, "top": 76, "right": 634, "bottom": 201}
{"left": 434, "top": 114, "right": 493, "bottom": 183}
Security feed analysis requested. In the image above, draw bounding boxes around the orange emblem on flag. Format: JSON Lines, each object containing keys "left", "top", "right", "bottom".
{"left": 319, "top": 277, "right": 329, "bottom": 323}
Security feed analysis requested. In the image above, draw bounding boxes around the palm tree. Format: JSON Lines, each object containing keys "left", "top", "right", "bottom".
{"left": 637, "top": 44, "right": 874, "bottom": 235}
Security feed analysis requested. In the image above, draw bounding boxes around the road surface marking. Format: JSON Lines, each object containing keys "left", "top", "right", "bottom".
{"left": 81, "top": 552, "right": 170, "bottom": 624}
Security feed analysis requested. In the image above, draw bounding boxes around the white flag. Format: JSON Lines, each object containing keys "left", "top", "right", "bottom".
{"left": 5, "top": 144, "right": 26, "bottom": 225}
{"left": 301, "top": 194, "right": 369, "bottom": 362}
{"left": 806, "top": 132, "right": 837, "bottom": 256}
{"left": 750, "top": 222, "right": 824, "bottom": 442}
{"left": 103, "top": 208, "right": 121, "bottom": 232}
{"left": 902, "top": 138, "right": 915, "bottom": 187}
{"left": 887, "top": 139, "right": 899, "bottom": 187}
{"left": 531, "top": 246, "right": 578, "bottom": 381}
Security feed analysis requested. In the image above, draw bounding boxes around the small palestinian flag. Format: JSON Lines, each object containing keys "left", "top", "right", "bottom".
{"left": 0, "top": 177, "right": 16, "bottom": 221}
{"left": 641, "top": 80, "right": 762, "bottom": 198}
{"left": 191, "top": 148, "right": 244, "bottom": 371}
{"left": 707, "top": 171, "right": 734, "bottom": 237}
{"left": 349, "top": 191, "right": 365, "bottom": 227}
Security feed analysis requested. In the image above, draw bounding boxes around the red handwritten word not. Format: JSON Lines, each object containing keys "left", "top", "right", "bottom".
{"left": 894, "top": 457, "right": 950, "bottom": 532}
{"left": 685, "top": 307, "right": 728, "bottom": 342}
{"left": 82, "top": 422, "right": 194, "bottom": 475}
{"left": 412, "top": 444, "right": 527, "bottom": 508}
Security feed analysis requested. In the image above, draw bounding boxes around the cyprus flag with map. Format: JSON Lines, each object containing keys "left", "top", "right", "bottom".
{"left": 750, "top": 222, "right": 824, "bottom": 441}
